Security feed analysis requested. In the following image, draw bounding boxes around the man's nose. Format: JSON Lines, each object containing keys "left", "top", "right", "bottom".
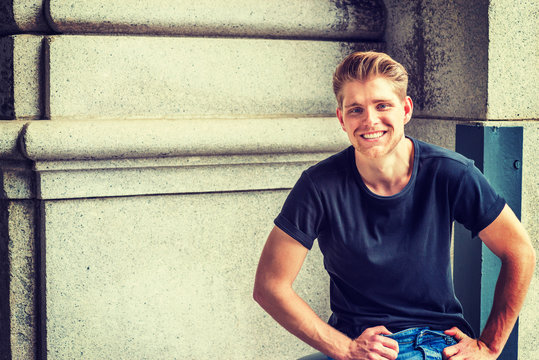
{"left": 363, "top": 107, "right": 379, "bottom": 126}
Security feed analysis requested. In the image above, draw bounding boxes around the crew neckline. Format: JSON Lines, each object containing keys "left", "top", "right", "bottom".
{"left": 348, "top": 136, "right": 419, "bottom": 200}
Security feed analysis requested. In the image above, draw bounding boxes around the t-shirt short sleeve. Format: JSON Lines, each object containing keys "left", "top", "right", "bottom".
{"left": 453, "top": 162, "right": 506, "bottom": 237}
{"left": 274, "top": 171, "right": 325, "bottom": 250}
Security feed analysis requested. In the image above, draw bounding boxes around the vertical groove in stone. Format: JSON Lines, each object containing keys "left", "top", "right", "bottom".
{"left": 412, "top": 0, "right": 426, "bottom": 112}
{"left": 0, "top": 0, "right": 16, "bottom": 34}
{"left": 42, "top": 36, "right": 50, "bottom": 120}
{"left": 0, "top": 36, "right": 15, "bottom": 119}
{"left": 0, "top": 200, "right": 13, "bottom": 359}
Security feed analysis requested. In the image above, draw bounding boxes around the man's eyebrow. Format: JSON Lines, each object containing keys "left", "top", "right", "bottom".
{"left": 344, "top": 102, "right": 362, "bottom": 109}
{"left": 344, "top": 99, "right": 393, "bottom": 108}
{"left": 372, "top": 98, "right": 394, "bottom": 103}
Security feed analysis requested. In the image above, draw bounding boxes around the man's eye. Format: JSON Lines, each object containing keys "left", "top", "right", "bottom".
{"left": 377, "top": 104, "right": 389, "bottom": 110}
{"left": 349, "top": 108, "right": 363, "bottom": 114}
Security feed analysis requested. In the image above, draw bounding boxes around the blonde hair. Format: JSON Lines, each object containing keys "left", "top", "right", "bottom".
{"left": 333, "top": 51, "right": 408, "bottom": 108}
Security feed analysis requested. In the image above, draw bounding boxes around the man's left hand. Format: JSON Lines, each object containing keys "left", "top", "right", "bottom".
{"left": 441, "top": 327, "right": 498, "bottom": 359}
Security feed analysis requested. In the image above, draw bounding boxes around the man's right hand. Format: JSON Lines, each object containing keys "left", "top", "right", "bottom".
{"left": 345, "top": 326, "right": 399, "bottom": 360}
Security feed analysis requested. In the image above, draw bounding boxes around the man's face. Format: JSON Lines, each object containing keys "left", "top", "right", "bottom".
{"left": 336, "top": 76, "right": 413, "bottom": 160}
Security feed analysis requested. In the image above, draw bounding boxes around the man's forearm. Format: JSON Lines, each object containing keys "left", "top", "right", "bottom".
{"left": 254, "top": 284, "right": 352, "bottom": 360}
{"left": 478, "top": 244, "right": 535, "bottom": 355}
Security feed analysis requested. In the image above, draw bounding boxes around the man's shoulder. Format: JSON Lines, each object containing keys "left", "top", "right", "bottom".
{"left": 304, "top": 146, "right": 352, "bottom": 177}
{"left": 299, "top": 146, "right": 354, "bottom": 190}
{"left": 414, "top": 138, "right": 472, "bottom": 168}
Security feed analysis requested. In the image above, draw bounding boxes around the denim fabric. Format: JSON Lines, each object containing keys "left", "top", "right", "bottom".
{"left": 385, "top": 327, "right": 457, "bottom": 359}
{"left": 327, "top": 327, "right": 457, "bottom": 360}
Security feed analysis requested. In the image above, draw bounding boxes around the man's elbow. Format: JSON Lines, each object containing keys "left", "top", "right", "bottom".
{"left": 508, "top": 236, "right": 536, "bottom": 274}
{"left": 527, "top": 242, "right": 536, "bottom": 271}
{"left": 252, "top": 282, "right": 265, "bottom": 306}
{"left": 253, "top": 278, "right": 273, "bottom": 308}
{"left": 253, "top": 278, "right": 288, "bottom": 310}
{"left": 520, "top": 233, "right": 536, "bottom": 269}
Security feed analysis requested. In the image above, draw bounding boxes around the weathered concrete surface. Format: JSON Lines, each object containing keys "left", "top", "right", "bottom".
{"left": 0, "top": 35, "right": 43, "bottom": 120}
{"left": 0, "top": 0, "right": 51, "bottom": 34}
{"left": 0, "top": 37, "right": 14, "bottom": 119}
{"left": 13, "top": 117, "right": 348, "bottom": 199}
{"left": 385, "top": 0, "right": 489, "bottom": 119}
{"left": 44, "top": 35, "right": 381, "bottom": 119}
{"left": 0, "top": 120, "right": 27, "bottom": 159}
{"left": 33, "top": 158, "right": 325, "bottom": 200}
{"left": 42, "top": 191, "right": 330, "bottom": 359}
{"left": 487, "top": 0, "right": 539, "bottom": 119}
{"left": 45, "top": 0, "right": 385, "bottom": 40}
{"left": 0, "top": 122, "right": 35, "bottom": 200}
{"left": 0, "top": 116, "right": 345, "bottom": 358}
{"left": 385, "top": 0, "right": 538, "bottom": 121}
{"left": 0, "top": 163, "right": 34, "bottom": 200}
{"left": 0, "top": 34, "right": 382, "bottom": 121}
{"left": 0, "top": 200, "right": 37, "bottom": 360}
{"left": 20, "top": 118, "right": 348, "bottom": 160}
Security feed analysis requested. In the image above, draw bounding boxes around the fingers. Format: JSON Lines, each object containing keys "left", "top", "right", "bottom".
{"left": 377, "top": 335, "right": 399, "bottom": 353}
{"left": 442, "top": 327, "right": 476, "bottom": 359}
{"left": 356, "top": 326, "right": 399, "bottom": 359}
{"left": 359, "top": 339, "right": 398, "bottom": 360}
{"left": 444, "top": 327, "right": 466, "bottom": 341}
{"left": 368, "top": 325, "right": 393, "bottom": 336}
{"left": 373, "top": 341, "right": 399, "bottom": 360}
{"left": 442, "top": 344, "right": 459, "bottom": 359}
{"left": 365, "top": 326, "right": 399, "bottom": 353}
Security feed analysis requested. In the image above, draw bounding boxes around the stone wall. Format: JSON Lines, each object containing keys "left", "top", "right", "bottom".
{"left": 0, "top": 1, "right": 385, "bottom": 358}
{"left": 0, "top": 0, "right": 537, "bottom": 359}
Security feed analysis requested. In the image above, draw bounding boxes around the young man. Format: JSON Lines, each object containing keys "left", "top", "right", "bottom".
{"left": 253, "top": 51, "right": 535, "bottom": 360}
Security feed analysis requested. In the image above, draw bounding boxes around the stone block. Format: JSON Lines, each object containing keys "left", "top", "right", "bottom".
{"left": 487, "top": 0, "right": 539, "bottom": 119}
{"left": 20, "top": 118, "right": 348, "bottom": 160}
{"left": 0, "top": 200, "right": 37, "bottom": 360}
{"left": 0, "top": 0, "right": 51, "bottom": 34}
{"left": 0, "top": 164, "right": 34, "bottom": 200}
{"left": 385, "top": 0, "right": 538, "bottom": 120}
{"left": 405, "top": 118, "right": 458, "bottom": 151}
{"left": 45, "top": 0, "right": 385, "bottom": 40}
{"left": 35, "top": 158, "right": 324, "bottom": 200}
{"left": 0, "top": 120, "right": 27, "bottom": 159}
{"left": 44, "top": 35, "right": 382, "bottom": 119}
{"left": 0, "top": 35, "right": 43, "bottom": 120}
{"left": 385, "top": 0, "right": 489, "bottom": 119}
{"left": 16, "top": 117, "right": 349, "bottom": 199}
{"left": 42, "top": 191, "right": 330, "bottom": 359}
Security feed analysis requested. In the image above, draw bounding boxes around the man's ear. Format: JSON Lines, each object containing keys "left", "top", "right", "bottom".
{"left": 403, "top": 96, "right": 413, "bottom": 125}
{"left": 336, "top": 107, "right": 346, "bottom": 131}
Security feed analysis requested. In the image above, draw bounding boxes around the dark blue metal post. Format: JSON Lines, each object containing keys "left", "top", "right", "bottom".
{"left": 454, "top": 124, "right": 523, "bottom": 360}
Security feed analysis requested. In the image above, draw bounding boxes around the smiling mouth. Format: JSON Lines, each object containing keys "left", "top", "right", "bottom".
{"left": 361, "top": 131, "right": 386, "bottom": 139}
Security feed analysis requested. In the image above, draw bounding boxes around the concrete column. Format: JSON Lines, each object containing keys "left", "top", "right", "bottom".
{"left": 0, "top": 0, "right": 384, "bottom": 358}
{"left": 385, "top": 1, "right": 538, "bottom": 358}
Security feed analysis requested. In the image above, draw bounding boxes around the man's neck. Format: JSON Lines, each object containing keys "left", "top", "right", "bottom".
{"left": 354, "top": 137, "right": 414, "bottom": 196}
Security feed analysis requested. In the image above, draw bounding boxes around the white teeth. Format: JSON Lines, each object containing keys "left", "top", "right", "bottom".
{"left": 362, "top": 131, "right": 384, "bottom": 139}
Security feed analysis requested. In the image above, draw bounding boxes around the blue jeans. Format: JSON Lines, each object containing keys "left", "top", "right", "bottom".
{"left": 328, "top": 327, "right": 457, "bottom": 360}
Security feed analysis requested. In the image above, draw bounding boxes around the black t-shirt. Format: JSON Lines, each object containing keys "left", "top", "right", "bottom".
{"left": 274, "top": 138, "right": 505, "bottom": 338}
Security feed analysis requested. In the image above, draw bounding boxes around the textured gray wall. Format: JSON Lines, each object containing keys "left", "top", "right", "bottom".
{"left": 1, "top": 0, "right": 536, "bottom": 359}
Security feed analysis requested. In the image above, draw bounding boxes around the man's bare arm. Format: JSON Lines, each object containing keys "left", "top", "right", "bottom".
{"left": 253, "top": 226, "right": 399, "bottom": 360}
{"left": 443, "top": 204, "right": 536, "bottom": 359}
